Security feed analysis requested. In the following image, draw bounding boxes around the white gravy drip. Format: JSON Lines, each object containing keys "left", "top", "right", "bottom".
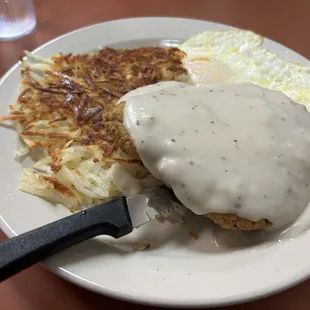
{"left": 123, "top": 82, "right": 310, "bottom": 230}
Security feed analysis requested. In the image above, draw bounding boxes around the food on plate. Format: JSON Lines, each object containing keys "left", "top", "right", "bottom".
{"left": 1, "top": 29, "right": 310, "bottom": 232}
{"left": 104, "top": 87, "right": 293, "bottom": 230}
{"left": 180, "top": 30, "right": 310, "bottom": 107}
{"left": 114, "top": 82, "right": 310, "bottom": 230}
{"left": 0, "top": 47, "right": 187, "bottom": 209}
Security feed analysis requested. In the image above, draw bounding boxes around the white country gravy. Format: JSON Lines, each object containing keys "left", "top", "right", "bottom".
{"left": 123, "top": 81, "right": 310, "bottom": 230}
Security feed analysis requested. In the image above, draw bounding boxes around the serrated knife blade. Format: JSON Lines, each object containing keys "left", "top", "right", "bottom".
{"left": 127, "top": 186, "right": 183, "bottom": 228}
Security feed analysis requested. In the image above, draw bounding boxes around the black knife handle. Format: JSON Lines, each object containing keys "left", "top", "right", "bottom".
{"left": 0, "top": 196, "right": 133, "bottom": 282}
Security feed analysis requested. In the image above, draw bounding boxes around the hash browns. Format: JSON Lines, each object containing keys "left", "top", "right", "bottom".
{"left": 3, "top": 47, "right": 187, "bottom": 154}
{"left": 0, "top": 47, "right": 187, "bottom": 208}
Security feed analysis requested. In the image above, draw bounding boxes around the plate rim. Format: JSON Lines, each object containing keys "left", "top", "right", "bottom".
{"left": 1, "top": 17, "right": 310, "bottom": 307}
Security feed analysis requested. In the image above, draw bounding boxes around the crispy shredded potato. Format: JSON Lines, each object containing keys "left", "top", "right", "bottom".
{"left": 0, "top": 47, "right": 187, "bottom": 209}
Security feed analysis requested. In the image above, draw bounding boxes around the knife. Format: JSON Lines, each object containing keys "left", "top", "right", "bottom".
{"left": 0, "top": 186, "right": 182, "bottom": 282}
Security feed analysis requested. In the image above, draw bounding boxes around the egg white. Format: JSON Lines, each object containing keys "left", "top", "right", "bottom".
{"left": 180, "top": 30, "right": 310, "bottom": 107}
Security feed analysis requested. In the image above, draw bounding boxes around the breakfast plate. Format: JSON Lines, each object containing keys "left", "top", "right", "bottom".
{"left": 1, "top": 17, "right": 310, "bottom": 307}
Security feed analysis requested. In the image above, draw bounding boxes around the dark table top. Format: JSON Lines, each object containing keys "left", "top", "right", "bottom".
{"left": 1, "top": 0, "right": 310, "bottom": 309}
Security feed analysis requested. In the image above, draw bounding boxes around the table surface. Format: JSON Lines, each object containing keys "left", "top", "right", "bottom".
{"left": 1, "top": 0, "right": 310, "bottom": 309}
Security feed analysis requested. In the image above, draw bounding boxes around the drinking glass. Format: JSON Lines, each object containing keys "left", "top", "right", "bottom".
{"left": 0, "top": 0, "right": 36, "bottom": 40}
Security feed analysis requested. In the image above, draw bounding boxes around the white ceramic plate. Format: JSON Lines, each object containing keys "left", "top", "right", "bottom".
{"left": 1, "top": 17, "right": 310, "bottom": 307}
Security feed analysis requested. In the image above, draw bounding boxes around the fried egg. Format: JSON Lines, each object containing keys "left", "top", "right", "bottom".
{"left": 180, "top": 30, "right": 310, "bottom": 107}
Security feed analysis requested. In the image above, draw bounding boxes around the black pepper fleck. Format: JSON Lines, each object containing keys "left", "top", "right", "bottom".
{"left": 211, "top": 121, "right": 214, "bottom": 124}
{"left": 264, "top": 195, "right": 267, "bottom": 198}
{"left": 221, "top": 156, "right": 227, "bottom": 161}
{"left": 238, "top": 196, "right": 243, "bottom": 199}
{"left": 234, "top": 203, "right": 242, "bottom": 208}
{"left": 181, "top": 183, "right": 186, "bottom": 188}
{"left": 141, "top": 140, "right": 144, "bottom": 143}
{"left": 212, "top": 131, "right": 215, "bottom": 134}
{"left": 136, "top": 120, "right": 140, "bottom": 126}
{"left": 183, "top": 147, "right": 186, "bottom": 150}
{"left": 171, "top": 139, "right": 176, "bottom": 142}
{"left": 225, "top": 169, "right": 228, "bottom": 172}
{"left": 281, "top": 117, "right": 286, "bottom": 121}
{"left": 234, "top": 139, "right": 238, "bottom": 143}
{"left": 189, "top": 160, "right": 194, "bottom": 165}
{"left": 195, "top": 130, "right": 198, "bottom": 133}
{"left": 210, "top": 89, "right": 213, "bottom": 92}
{"left": 150, "top": 117, "right": 155, "bottom": 120}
